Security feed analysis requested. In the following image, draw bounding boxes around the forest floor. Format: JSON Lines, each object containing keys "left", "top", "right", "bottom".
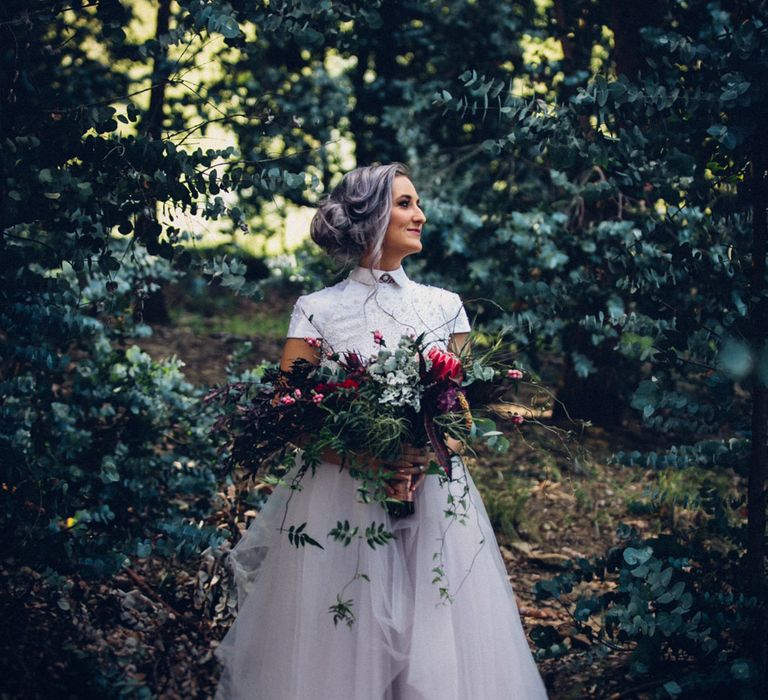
{"left": 119, "top": 283, "right": 693, "bottom": 699}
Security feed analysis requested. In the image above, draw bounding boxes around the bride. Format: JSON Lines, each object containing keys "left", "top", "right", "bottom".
{"left": 214, "top": 162, "right": 549, "bottom": 699}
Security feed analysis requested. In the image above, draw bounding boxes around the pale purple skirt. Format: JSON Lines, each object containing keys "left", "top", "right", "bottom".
{"left": 214, "top": 453, "right": 548, "bottom": 700}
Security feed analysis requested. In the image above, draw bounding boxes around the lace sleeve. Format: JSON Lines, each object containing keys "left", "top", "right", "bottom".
{"left": 286, "top": 295, "right": 321, "bottom": 339}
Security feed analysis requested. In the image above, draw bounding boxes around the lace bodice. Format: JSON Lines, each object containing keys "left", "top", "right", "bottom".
{"left": 287, "top": 264, "right": 471, "bottom": 369}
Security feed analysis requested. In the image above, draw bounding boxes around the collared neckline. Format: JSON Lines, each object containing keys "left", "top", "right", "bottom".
{"left": 348, "top": 264, "right": 409, "bottom": 287}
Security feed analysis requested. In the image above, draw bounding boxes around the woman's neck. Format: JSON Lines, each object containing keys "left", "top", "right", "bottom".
{"left": 358, "top": 253, "right": 404, "bottom": 271}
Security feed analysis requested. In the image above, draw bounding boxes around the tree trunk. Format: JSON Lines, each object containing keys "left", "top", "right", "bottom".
{"left": 552, "top": 0, "right": 594, "bottom": 101}
{"left": 747, "top": 118, "right": 768, "bottom": 689}
{"left": 608, "top": 0, "right": 664, "bottom": 79}
{"left": 347, "top": 0, "right": 405, "bottom": 166}
{"left": 135, "top": 0, "right": 172, "bottom": 324}
{"left": 143, "top": 0, "right": 171, "bottom": 141}
{"left": 552, "top": 328, "right": 632, "bottom": 428}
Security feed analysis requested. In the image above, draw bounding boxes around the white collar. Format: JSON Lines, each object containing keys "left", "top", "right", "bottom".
{"left": 348, "top": 264, "right": 409, "bottom": 287}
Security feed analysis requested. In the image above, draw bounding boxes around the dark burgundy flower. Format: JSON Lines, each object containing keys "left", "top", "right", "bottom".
{"left": 436, "top": 385, "right": 460, "bottom": 413}
{"left": 342, "top": 351, "right": 365, "bottom": 371}
{"left": 313, "top": 381, "right": 337, "bottom": 394}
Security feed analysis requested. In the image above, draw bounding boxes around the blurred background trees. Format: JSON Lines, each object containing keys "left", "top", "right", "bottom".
{"left": 1, "top": 0, "right": 766, "bottom": 696}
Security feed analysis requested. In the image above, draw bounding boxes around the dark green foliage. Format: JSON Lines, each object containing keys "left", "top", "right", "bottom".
{"left": 3, "top": 0, "right": 767, "bottom": 695}
{"left": 532, "top": 511, "right": 761, "bottom": 697}
{"left": 1, "top": 1, "right": 280, "bottom": 693}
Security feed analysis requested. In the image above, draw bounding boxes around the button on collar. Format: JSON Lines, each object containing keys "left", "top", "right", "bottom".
{"left": 348, "top": 265, "right": 409, "bottom": 287}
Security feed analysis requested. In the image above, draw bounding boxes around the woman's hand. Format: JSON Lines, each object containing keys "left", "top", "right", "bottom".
{"left": 381, "top": 443, "right": 437, "bottom": 496}
{"left": 318, "top": 443, "right": 436, "bottom": 495}
{"left": 444, "top": 435, "right": 464, "bottom": 456}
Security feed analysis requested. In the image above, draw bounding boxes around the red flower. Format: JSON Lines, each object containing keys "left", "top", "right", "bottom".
{"left": 338, "top": 377, "right": 360, "bottom": 391}
{"left": 313, "top": 381, "right": 337, "bottom": 394}
{"left": 427, "top": 347, "right": 463, "bottom": 382}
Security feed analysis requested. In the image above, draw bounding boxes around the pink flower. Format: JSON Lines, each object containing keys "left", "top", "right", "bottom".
{"left": 279, "top": 395, "right": 296, "bottom": 406}
{"left": 510, "top": 412, "right": 524, "bottom": 425}
{"left": 304, "top": 336, "right": 322, "bottom": 348}
{"left": 507, "top": 369, "right": 523, "bottom": 380}
{"left": 372, "top": 330, "right": 384, "bottom": 345}
{"left": 293, "top": 389, "right": 302, "bottom": 398}
{"left": 427, "top": 346, "right": 463, "bottom": 381}
{"left": 312, "top": 393, "right": 324, "bottom": 404}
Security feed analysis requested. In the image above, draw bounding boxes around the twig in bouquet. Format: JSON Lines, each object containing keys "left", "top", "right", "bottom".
{"left": 445, "top": 510, "right": 488, "bottom": 600}
{"left": 432, "top": 493, "right": 464, "bottom": 604}
{"left": 366, "top": 289, "right": 467, "bottom": 355}
{"left": 495, "top": 379, "right": 592, "bottom": 473}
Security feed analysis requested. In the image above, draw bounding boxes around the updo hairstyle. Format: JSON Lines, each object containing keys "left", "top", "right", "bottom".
{"left": 310, "top": 162, "right": 410, "bottom": 267}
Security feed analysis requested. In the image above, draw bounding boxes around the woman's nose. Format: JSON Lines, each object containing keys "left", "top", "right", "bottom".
{"left": 414, "top": 207, "right": 426, "bottom": 223}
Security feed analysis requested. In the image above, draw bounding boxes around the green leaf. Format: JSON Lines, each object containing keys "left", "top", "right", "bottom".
{"left": 730, "top": 660, "right": 751, "bottom": 680}
{"left": 623, "top": 546, "right": 653, "bottom": 566}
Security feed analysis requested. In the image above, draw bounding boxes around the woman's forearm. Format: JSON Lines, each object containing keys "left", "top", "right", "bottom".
{"left": 289, "top": 432, "right": 356, "bottom": 468}
{"left": 444, "top": 434, "right": 465, "bottom": 455}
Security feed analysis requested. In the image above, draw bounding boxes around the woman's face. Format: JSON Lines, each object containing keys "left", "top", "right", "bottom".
{"left": 382, "top": 176, "right": 426, "bottom": 260}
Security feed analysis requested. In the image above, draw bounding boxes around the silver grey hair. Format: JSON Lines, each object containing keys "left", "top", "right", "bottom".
{"left": 310, "top": 162, "right": 410, "bottom": 267}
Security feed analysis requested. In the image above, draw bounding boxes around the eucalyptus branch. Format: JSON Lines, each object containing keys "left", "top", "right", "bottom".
{"left": 0, "top": 1, "right": 101, "bottom": 27}
{"left": 552, "top": 592, "right": 634, "bottom": 654}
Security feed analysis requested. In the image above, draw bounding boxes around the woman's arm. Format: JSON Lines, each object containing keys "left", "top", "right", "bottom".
{"left": 448, "top": 331, "right": 470, "bottom": 356}
{"left": 279, "top": 337, "right": 321, "bottom": 372}
{"left": 275, "top": 338, "right": 338, "bottom": 461}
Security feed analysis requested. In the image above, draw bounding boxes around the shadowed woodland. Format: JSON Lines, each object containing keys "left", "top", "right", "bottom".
{"left": 1, "top": 1, "right": 767, "bottom": 698}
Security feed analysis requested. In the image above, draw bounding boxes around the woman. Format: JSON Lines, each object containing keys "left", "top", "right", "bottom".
{"left": 214, "top": 163, "right": 548, "bottom": 699}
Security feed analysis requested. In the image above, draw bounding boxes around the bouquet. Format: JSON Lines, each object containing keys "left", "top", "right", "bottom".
{"left": 207, "top": 331, "right": 516, "bottom": 516}
{"left": 206, "top": 331, "right": 528, "bottom": 624}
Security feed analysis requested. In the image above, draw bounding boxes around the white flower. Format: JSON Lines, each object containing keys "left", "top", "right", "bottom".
{"left": 367, "top": 345, "right": 424, "bottom": 410}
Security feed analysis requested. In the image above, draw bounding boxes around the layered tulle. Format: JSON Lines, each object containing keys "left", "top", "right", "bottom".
{"left": 214, "top": 453, "right": 548, "bottom": 700}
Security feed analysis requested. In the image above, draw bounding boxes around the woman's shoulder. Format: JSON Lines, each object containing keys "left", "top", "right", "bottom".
{"left": 408, "top": 279, "right": 471, "bottom": 333}
{"left": 293, "top": 278, "right": 349, "bottom": 308}
{"left": 408, "top": 279, "right": 463, "bottom": 305}
{"left": 287, "top": 282, "right": 348, "bottom": 339}
{"left": 289, "top": 279, "right": 353, "bottom": 324}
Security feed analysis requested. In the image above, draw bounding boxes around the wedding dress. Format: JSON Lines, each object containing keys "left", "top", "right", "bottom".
{"left": 214, "top": 264, "right": 549, "bottom": 700}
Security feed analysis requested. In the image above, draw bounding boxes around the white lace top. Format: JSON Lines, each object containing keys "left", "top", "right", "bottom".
{"left": 287, "top": 264, "right": 471, "bottom": 368}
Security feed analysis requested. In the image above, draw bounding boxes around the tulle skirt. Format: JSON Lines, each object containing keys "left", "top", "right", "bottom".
{"left": 214, "top": 453, "right": 549, "bottom": 700}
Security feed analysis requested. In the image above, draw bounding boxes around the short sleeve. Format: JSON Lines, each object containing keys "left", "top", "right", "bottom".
{"left": 446, "top": 291, "right": 471, "bottom": 335}
{"left": 286, "top": 295, "right": 321, "bottom": 339}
